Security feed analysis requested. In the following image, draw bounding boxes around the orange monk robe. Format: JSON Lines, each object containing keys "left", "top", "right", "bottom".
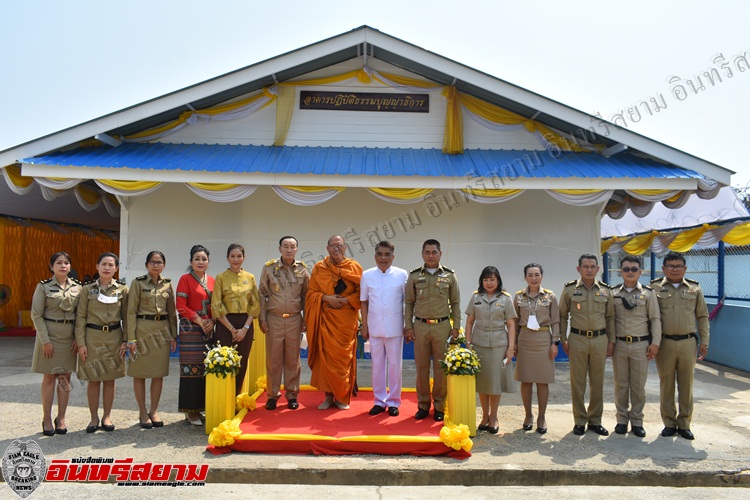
{"left": 305, "top": 256, "right": 363, "bottom": 405}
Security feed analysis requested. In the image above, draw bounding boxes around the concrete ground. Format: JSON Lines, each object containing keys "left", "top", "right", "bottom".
{"left": 1, "top": 336, "right": 749, "bottom": 490}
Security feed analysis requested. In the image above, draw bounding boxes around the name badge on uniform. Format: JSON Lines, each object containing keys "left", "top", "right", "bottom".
{"left": 527, "top": 314, "right": 541, "bottom": 330}
{"left": 98, "top": 292, "right": 118, "bottom": 304}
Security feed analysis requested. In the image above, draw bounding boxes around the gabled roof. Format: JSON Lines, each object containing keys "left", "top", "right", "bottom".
{"left": 0, "top": 25, "right": 733, "bottom": 185}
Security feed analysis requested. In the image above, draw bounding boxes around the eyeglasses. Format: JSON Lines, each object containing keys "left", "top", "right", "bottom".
{"left": 148, "top": 261, "right": 165, "bottom": 266}
{"left": 665, "top": 265, "right": 685, "bottom": 270}
{"left": 621, "top": 267, "right": 640, "bottom": 273}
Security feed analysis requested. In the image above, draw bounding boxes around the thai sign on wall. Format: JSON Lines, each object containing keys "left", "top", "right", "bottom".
{"left": 300, "top": 91, "right": 429, "bottom": 112}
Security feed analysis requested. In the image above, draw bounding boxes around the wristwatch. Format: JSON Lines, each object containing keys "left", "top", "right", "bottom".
{"left": 243, "top": 325, "right": 250, "bottom": 330}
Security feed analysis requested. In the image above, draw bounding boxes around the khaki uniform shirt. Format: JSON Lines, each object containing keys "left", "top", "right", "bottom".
{"left": 211, "top": 269, "right": 261, "bottom": 318}
{"left": 126, "top": 275, "right": 177, "bottom": 339}
{"left": 612, "top": 282, "right": 662, "bottom": 346}
{"left": 30, "top": 277, "right": 82, "bottom": 344}
{"left": 650, "top": 277, "right": 709, "bottom": 346}
{"left": 75, "top": 280, "right": 129, "bottom": 344}
{"left": 513, "top": 287, "right": 560, "bottom": 339}
{"left": 258, "top": 258, "right": 310, "bottom": 320}
{"left": 559, "top": 279, "right": 615, "bottom": 342}
{"left": 464, "top": 291, "right": 517, "bottom": 347}
{"left": 404, "top": 265, "right": 461, "bottom": 329}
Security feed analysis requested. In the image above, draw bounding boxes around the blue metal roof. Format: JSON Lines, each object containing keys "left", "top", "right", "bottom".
{"left": 23, "top": 143, "right": 703, "bottom": 180}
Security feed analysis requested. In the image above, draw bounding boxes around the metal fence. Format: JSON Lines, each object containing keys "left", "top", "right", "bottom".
{"left": 603, "top": 242, "right": 750, "bottom": 300}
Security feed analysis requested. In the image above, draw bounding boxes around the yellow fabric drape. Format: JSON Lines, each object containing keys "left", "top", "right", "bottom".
{"left": 274, "top": 85, "right": 296, "bottom": 147}
{"left": 280, "top": 69, "right": 371, "bottom": 87}
{"left": 722, "top": 221, "right": 750, "bottom": 246}
{"left": 280, "top": 186, "right": 344, "bottom": 193}
{"left": 371, "top": 71, "right": 442, "bottom": 88}
{"left": 76, "top": 184, "right": 101, "bottom": 204}
{"left": 123, "top": 91, "right": 275, "bottom": 141}
{"left": 460, "top": 188, "right": 523, "bottom": 199}
{"left": 458, "top": 93, "right": 592, "bottom": 152}
{"left": 5, "top": 164, "right": 34, "bottom": 188}
{"left": 187, "top": 182, "right": 241, "bottom": 191}
{"left": 600, "top": 238, "right": 616, "bottom": 254}
{"left": 622, "top": 231, "right": 659, "bottom": 255}
{"left": 667, "top": 225, "right": 712, "bottom": 252}
{"left": 97, "top": 179, "right": 161, "bottom": 191}
{"left": 0, "top": 218, "right": 118, "bottom": 328}
{"left": 442, "top": 86, "right": 463, "bottom": 154}
{"left": 368, "top": 187, "right": 433, "bottom": 200}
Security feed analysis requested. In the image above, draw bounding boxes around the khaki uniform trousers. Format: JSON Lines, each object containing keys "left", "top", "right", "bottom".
{"left": 414, "top": 321, "right": 451, "bottom": 412}
{"left": 612, "top": 340, "right": 649, "bottom": 426}
{"left": 265, "top": 313, "right": 303, "bottom": 401}
{"left": 568, "top": 332, "right": 608, "bottom": 426}
{"left": 656, "top": 337, "right": 696, "bottom": 430}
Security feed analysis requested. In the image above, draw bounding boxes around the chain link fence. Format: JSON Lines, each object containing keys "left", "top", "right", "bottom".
{"left": 604, "top": 243, "right": 750, "bottom": 300}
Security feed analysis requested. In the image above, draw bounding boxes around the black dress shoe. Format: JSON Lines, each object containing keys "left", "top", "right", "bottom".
{"left": 149, "top": 414, "right": 164, "bottom": 428}
{"left": 573, "top": 425, "right": 586, "bottom": 435}
{"left": 287, "top": 399, "right": 299, "bottom": 410}
{"left": 85, "top": 421, "right": 99, "bottom": 434}
{"left": 632, "top": 426, "right": 646, "bottom": 438}
{"left": 536, "top": 426, "right": 547, "bottom": 435}
{"left": 414, "top": 409, "right": 429, "bottom": 420}
{"left": 614, "top": 423, "right": 628, "bottom": 435}
{"left": 139, "top": 418, "right": 153, "bottom": 429}
{"left": 478, "top": 423, "right": 489, "bottom": 431}
{"left": 369, "top": 405, "right": 386, "bottom": 416}
{"left": 588, "top": 424, "right": 609, "bottom": 436}
{"left": 54, "top": 418, "right": 68, "bottom": 435}
{"left": 433, "top": 410, "right": 445, "bottom": 422}
{"left": 661, "top": 426, "right": 677, "bottom": 437}
{"left": 388, "top": 406, "right": 399, "bottom": 417}
{"left": 677, "top": 428, "right": 695, "bottom": 440}
{"left": 488, "top": 426, "right": 499, "bottom": 434}
{"left": 522, "top": 423, "right": 533, "bottom": 431}
{"left": 101, "top": 422, "right": 115, "bottom": 432}
{"left": 265, "top": 398, "right": 277, "bottom": 410}
{"left": 42, "top": 422, "right": 55, "bottom": 437}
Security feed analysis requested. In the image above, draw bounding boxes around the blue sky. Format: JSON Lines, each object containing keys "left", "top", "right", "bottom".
{"left": 1, "top": 0, "right": 748, "bottom": 185}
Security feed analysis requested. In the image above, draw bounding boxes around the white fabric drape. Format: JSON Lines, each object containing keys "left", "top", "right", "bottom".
{"left": 102, "top": 194, "right": 120, "bottom": 217}
{"left": 271, "top": 186, "right": 342, "bottom": 205}
{"left": 460, "top": 190, "right": 525, "bottom": 204}
{"left": 367, "top": 190, "right": 424, "bottom": 204}
{"left": 186, "top": 184, "right": 258, "bottom": 202}
{"left": 1, "top": 168, "right": 34, "bottom": 195}
{"left": 546, "top": 189, "right": 614, "bottom": 206}
{"left": 34, "top": 177, "right": 83, "bottom": 190}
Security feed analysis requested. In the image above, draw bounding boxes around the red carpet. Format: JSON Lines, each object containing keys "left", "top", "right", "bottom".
{"left": 207, "top": 389, "right": 469, "bottom": 458}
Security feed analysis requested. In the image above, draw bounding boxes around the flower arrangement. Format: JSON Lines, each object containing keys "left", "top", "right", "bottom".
{"left": 440, "top": 341, "right": 481, "bottom": 376}
{"left": 204, "top": 342, "right": 242, "bottom": 378}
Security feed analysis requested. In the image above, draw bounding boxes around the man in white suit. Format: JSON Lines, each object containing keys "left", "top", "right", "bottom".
{"left": 360, "top": 240, "right": 408, "bottom": 416}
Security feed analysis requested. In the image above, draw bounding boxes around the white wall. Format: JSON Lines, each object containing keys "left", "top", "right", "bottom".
{"left": 121, "top": 184, "right": 604, "bottom": 318}
{"left": 159, "top": 58, "right": 542, "bottom": 151}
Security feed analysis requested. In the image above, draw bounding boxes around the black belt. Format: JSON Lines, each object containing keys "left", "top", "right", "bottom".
{"left": 616, "top": 335, "right": 650, "bottom": 343}
{"left": 570, "top": 327, "right": 606, "bottom": 338}
{"left": 415, "top": 316, "right": 450, "bottom": 325}
{"left": 136, "top": 314, "right": 167, "bottom": 321}
{"left": 86, "top": 323, "right": 121, "bottom": 332}
{"left": 663, "top": 333, "right": 696, "bottom": 341}
{"left": 44, "top": 317, "right": 73, "bottom": 324}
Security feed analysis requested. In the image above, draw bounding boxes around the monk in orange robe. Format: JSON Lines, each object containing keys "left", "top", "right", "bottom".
{"left": 305, "top": 235, "right": 363, "bottom": 409}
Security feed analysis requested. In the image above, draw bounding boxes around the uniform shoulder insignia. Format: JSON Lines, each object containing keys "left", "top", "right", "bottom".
{"left": 264, "top": 259, "right": 278, "bottom": 267}
{"left": 501, "top": 290, "right": 511, "bottom": 296}
{"left": 441, "top": 266, "right": 454, "bottom": 273}
{"left": 135, "top": 275, "right": 148, "bottom": 281}
{"left": 40, "top": 277, "right": 53, "bottom": 284}
{"left": 295, "top": 260, "right": 308, "bottom": 268}
{"left": 564, "top": 280, "right": 576, "bottom": 287}
{"left": 543, "top": 288, "right": 553, "bottom": 294}
{"left": 116, "top": 278, "right": 126, "bottom": 285}
{"left": 650, "top": 277, "right": 661, "bottom": 283}
{"left": 643, "top": 285, "right": 653, "bottom": 291}
{"left": 163, "top": 277, "right": 171, "bottom": 282}
{"left": 71, "top": 278, "right": 82, "bottom": 285}
{"left": 685, "top": 278, "right": 699, "bottom": 284}
{"left": 84, "top": 280, "right": 97, "bottom": 286}
{"left": 516, "top": 289, "right": 525, "bottom": 295}
{"left": 410, "top": 266, "right": 422, "bottom": 273}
